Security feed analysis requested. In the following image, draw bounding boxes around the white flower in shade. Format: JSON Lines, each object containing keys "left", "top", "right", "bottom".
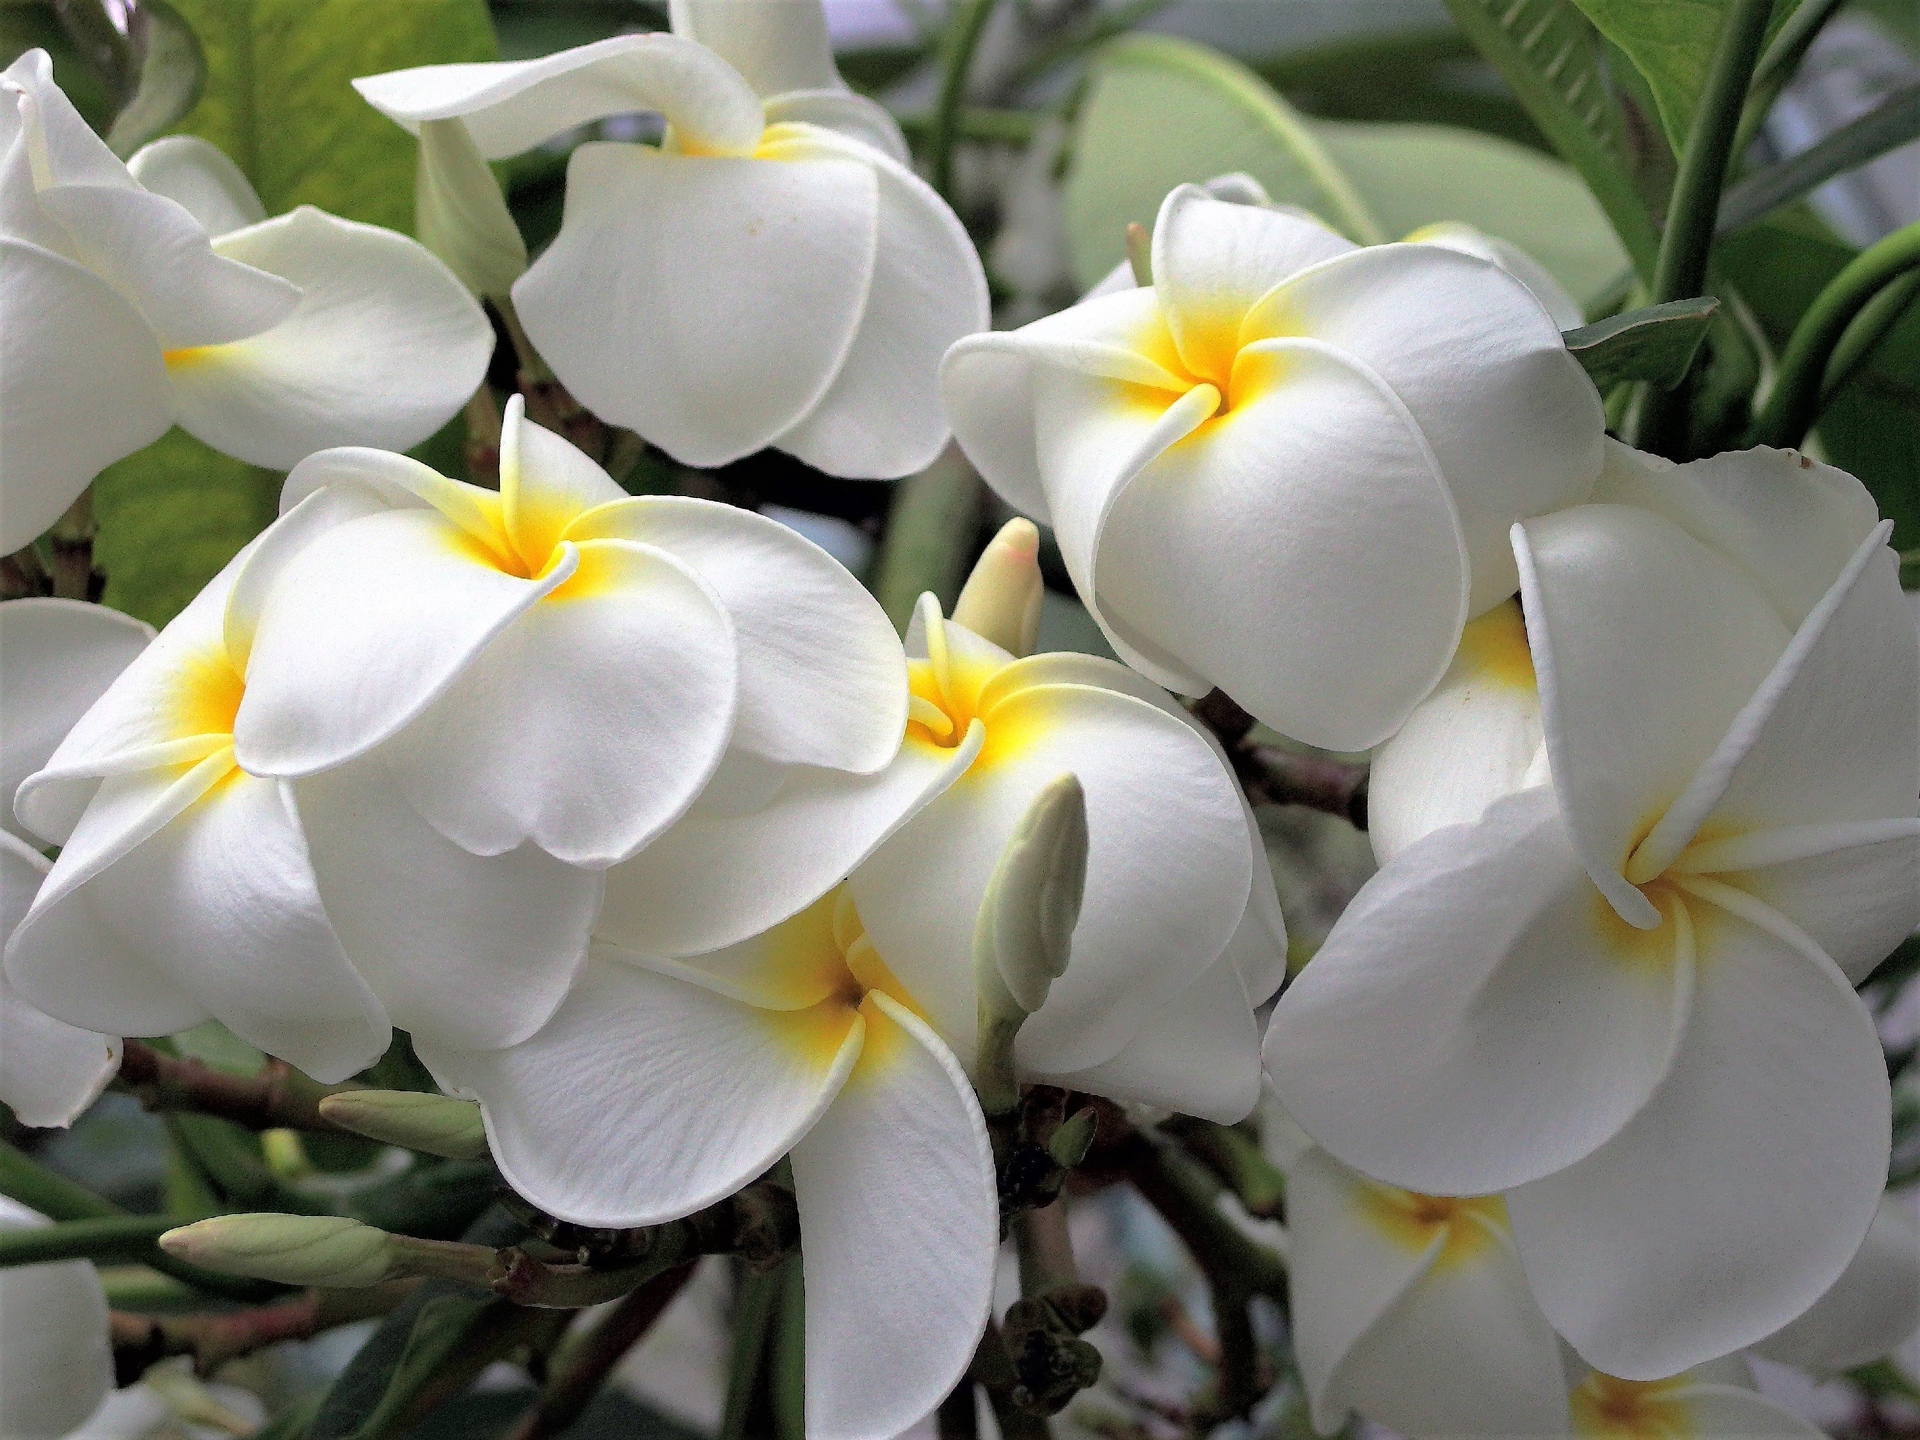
{"left": 1267, "top": 470, "right": 1919, "bottom": 1377}
{"left": 0, "top": 1197, "right": 113, "bottom": 1439}
{"left": 1407, "top": 220, "right": 1586, "bottom": 329}
{"left": 0, "top": 51, "right": 492, "bottom": 554}
{"left": 941, "top": 182, "right": 1603, "bottom": 751}
{"left": 1753, "top": 1192, "right": 1920, "bottom": 1375}
{"left": 418, "top": 533, "right": 1282, "bottom": 1440}
{"left": 354, "top": 0, "right": 987, "bottom": 479}
{"left": 0, "top": 600, "right": 150, "bottom": 1127}
{"left": 1269, "top": 1120, "right": 1570, "bottom": 1438}
{"left": 1568, "top": 1361, "right": 1823, "bottom": 1440}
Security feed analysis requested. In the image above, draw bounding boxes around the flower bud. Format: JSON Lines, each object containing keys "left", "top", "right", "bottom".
{"left": 159, "top": 1214, "right": 396, "bottom": 1288}
{"left": 318, "top": 1089, "right": 490, "bottom": 1160}
{"left": 415, "top": 118, "right": 527, "bottom": 299}
{"left": 953, "top": 518, "right": 1044, "bottom": 658}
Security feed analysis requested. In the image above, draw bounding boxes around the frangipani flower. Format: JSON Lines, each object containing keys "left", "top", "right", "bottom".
{"left": 355, "top": 0, "right": 988, "bottom": 478}
{"left": 0, "top": 1197, "right": 113, "bottom": 1439}
{"left": 1753, "top": 1192, "right": 1920, "bottom": 1375}
{"left": 1569, "top": 1362, "right": 1822, "bottom": 1440}
{"left": 1271, "top": 1120, "right": 1570, "bottom": 1438}
{"left": 0, "top": 51, "right": 491, "bottom": 553}
{"left": 941, "top": 182, "right": 1603, "bottom": 750}
{"left": 0, "top": 599, "right": 150, "bottom": 1126}
{"left": 1268, "top": 480, "right": 1919, "bottom": 1375}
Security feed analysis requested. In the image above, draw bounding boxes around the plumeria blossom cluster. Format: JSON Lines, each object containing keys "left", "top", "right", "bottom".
{"left": 1, "top": 5, "right": 1917, "bottom": 1437}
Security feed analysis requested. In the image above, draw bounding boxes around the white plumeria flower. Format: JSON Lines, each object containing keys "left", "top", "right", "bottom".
{"left": 1407, "top": 220, "right": 1587, "bottom": 329}
{"left": 1270, "top": 1120, "right": 1571, "bottom": 1438}
{"left": 0, "top": 599, "right": 150, "bottom": 1127}
{"left": 0, "top": 1197, "right": 113, "bottom": 1440}
{"left": 1268, "top": 472, "right": 1920, "bottom": 1376}
{"left": 1568, "top": 1361, "right": 1823, "bottom": 1440}
{"left": 217, "top": 399, "right": 904, "bottom": 1050}
{"left": 0, "top": 51, "right": 492, "bottom": 554}
{"left": 1753, "top": 1191, "right": 1920, "bottom": 1375}
{"left": 354, "top": 0, "right": 987, "bottom": 479}
{"left": 941, "top": 182, "right": 1603, "bottom": 751}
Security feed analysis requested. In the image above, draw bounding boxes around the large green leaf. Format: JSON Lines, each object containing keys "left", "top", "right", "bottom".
{"left": 165, "top": 0, "right": 496, "bottom": 230}
{"left": 1570, "top": 0, "right": 1797, "bottom": 155}
{"left": 1064, "top": 36, "right": 1628, "bottom": 310}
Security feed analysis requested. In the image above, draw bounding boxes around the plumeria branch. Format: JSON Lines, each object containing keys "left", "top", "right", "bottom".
{"left": 1162, "top": 1117, "right": 1286, "bottom": 1220}
{"left": 109, "top": 1283, "right": 417, "bottom": 1383}
{"left": 117, "top": 1040, "right": 361, "bottom": 1135}
{"left": 1192, "top": 690, "right": 1369, "bottom": 828}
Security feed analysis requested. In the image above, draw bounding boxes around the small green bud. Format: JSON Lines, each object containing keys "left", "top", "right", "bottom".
{"left": 159, "top": 1214, "right": 396, "bottom": 1288}
{"left": 1048, "top": 1107, "right": 1098, "bottom": 1170}
{"left": 318, "top": 1089, "right": 490, "bottom": 1160}
{"left": 1125, "top": 221, "right": 1152, "bottom": 287}
{"left": 416, "top": 118, "right": 527, "bottom": 299}
{"left": 953, "top": 518, "right": 1044, "bottom": 658}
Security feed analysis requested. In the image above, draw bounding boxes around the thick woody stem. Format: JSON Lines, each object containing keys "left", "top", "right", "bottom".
{"left": 503, "top": 1263, "right": 697, "bottom": 1440}
{"left": 109, "top": 1284, "right": 416, "bottom": 1382}
{"left": 117, "top": 1040, "right": 360, "bottom": 1135}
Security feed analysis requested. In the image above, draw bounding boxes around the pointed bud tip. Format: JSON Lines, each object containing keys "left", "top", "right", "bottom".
{"left": 318, "top": 1089, "right": 489, "bottom": 1161}
{"left": 160, "top": 1213, "right": 395, "bottom": 1288}
{"left": 954, "top": 519, "right": 1045, "bottom": 656}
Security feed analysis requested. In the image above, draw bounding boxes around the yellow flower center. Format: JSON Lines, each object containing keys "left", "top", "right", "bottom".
{"left": 763, "top": 887, "right": 928, "bottom": 1069}
{"left": 1571, "top": 1373, "right": 1696, "bottom": 1440}
{"left": 1354, "top": 1179, "right": 1508, "bottom": 1273}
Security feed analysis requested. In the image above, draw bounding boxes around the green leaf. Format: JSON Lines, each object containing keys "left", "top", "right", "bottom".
{"left": 1562, "top": 296, "right": 1720, "bottom": 388}
{"left": 1061, "top": 34, "right": 1628, "bottom": 312}
{"left": 94, "top": 430, "right": 278, "bottom": 628}
{"left": 1719, "top": 81, "right": 1920, "bottom": 233}
{"left": 164, "top": 0, "right": 498, "bottom": 232}
{"left": 1569, "top": 0, "right": 1797, "bottom": 154}
{"left": 1062, "top": 33, "right": 1385, "bottom": 290}
{"left": 105, "top": 0, "right": 205, "bottom": 157}
{"left": 1439, "top": 0, "right": 1659, "bottom": 274}
{"left": 1312, "top": 121, "right": 1631, "bottom": 310}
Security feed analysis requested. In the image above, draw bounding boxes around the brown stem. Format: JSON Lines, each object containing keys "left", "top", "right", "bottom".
{"left": 117, "top": 1040, "right": 361, "bottom": 1134}
{"left": 464, "top": 385, "right": 504, "bottom": 489}
{"left": 49, "top": 488, "right": 97, "bottom": 601}
{"left": 967, "top": 1321, "right": 1053, "bottom": 1440}
{"left": 1013, "top": 1201, "right": 1078, "bottom": 1296}
{"left": 110, "top": 1283, "right": 415, "bottom": 1382}
{"left": 504, "top": 1263, "right": 696, "bottom": 1440}
{"left": 1189, "top": 691, "right": 1367, "bottom": 828}
{"left": 1, "top": 547, "right": 50, "bottom": 600}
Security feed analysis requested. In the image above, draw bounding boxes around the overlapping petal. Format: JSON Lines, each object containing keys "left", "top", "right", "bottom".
{"left": 423, "top": 955, "right": 862, "bottom": 1227}
{"left": 1515, "top": 505, "right": 1789, "bottom": 925}
{"left": 1508, "top": 892, "right": 1888, "bottom": 1378}
{"left": 293, "top": 758, "right": 603, "bottom": 1052}
{"left": 0, "top": 598, "right": 152, "bottom": 843}
{"left": 1754, "top": 1193, "right": 1920, "bottom": 1374}
{"left": 168, "top": 207, "right": 493, "bottom": 468}
{"left": 788, "top": 994, "right": 996, "bottom": 1440}
{"left": 763, "top": 125, "right": 988, "bottom": 478}
{"left": 1267, "top": 786, "right": 1690, "bottom": 1196}
{"left": 0, "top": 1197, "right": 112, "bottom": 1440}
{"left": 1409, "top": 220, "right": 1583, "bottom": 327}
{"left": 668, "top": 0, "right": 841, "bottom": 98}
{"left": 353, "top": 33, "right": 765, "bottom": 158}
{"left": 1715, "top": 825, "right": 1920, "bottom": 984}
{"left": 125, "top": 135, "right": 266, "bottom": 238}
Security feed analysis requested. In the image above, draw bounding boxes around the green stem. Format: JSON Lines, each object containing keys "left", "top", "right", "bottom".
{"left": 1749, "top": 219, "right": 1920, "bottom": 448}
{"left": 870, "top": 449, "right": 984, "bottom": 631}
{"left": 897, "top": 106, "right": 1041, "bottom": 146}
{"left": 1011, "top": 0, "right": 1175, "bottom": 92}
{"left": 1637, "top": 0, "right": 1775, "bottom": 454}
{"left": 720, "top": 1264, "right": 785, "bottom": 1440}
{"left": 928, "top": 0, "right": 1002, "bottom": 201}
{"left": 0, "top": 1215, "right": 176, "bottom": 1268}
{"left": 1822, "top": 269, "right": 1920, "bottom": 403}
{"left": 1735, "top": 0, "right": 1847, "bottom": 154}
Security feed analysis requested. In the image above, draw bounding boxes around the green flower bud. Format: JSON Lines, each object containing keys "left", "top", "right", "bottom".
{"left": 317, "top": 1089, "right": 490, "bottom": 1160}
{"left": 159, "top": 1214, "right": 396, "bottom": 1288}
{"left": 953, "top": 518, "right": 1044, "bottom": 658}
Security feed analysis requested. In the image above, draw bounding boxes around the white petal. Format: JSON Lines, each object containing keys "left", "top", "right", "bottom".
{"left": 168, "top": 207, "right": 493, "bottom": 469}
{"left": 0, "top": 238, "right": 170, "bottom": 553}
{"left": 353, "top": 33, "right": 765, "bottom": 159}
{"left": 670, "top": 0, "right": 842, "bottom": 98}
{"left": 1508, "top": 891, "right": 1889, "bottom": 1378}
{"left": 293, "top": 758, "right": 603, "bottom": 1053}
{"left": 1265, "top": 786, "right": 1689, "bottom": 1196}
{"left": 1665, "top": 1386, "right": 1826, "bottom": 1438}
{"left": 1632, "top": 525, "right": 1915, "bottom": 878}
{"left": 1590, "top": 439, "right": 1882, "bottom": 631}
{"left": 0, "top": 1198, "right": 112, "bottom": 1440}
{"left": 1038, "top": 939, "right": 1259, "bottom": 1122}
{"left": 1149, "top": 184, "right": 1354, "bottom": 385}
{"left": 513, "top": 140, "right": 877, "bottom": 468}
{"left": 1248, "top": 241, "right": 1603, "bottom": 614}
{"left": 852, "top": 682, "right": 1250, "bottom": 1074}
{"left": 765, "top": 125, "right": 987, "bottom": 479}
{"left": 1409, "top": 220, "right": 1584, "bottom": 328}
{"left": 232, "top": 506, "right": 564, "bottom": 778}
{"left": 497, "top": 400, "right": 627, "bottom": 569}
{"left": 789, "top": 993, "right": 996, "bottom": 1440}
{"left": 125, "top": 134, "right": 266, "bottom": 238}
{"left": 1318, "top": 1191, "right": 1570, "bottom": 1437}
{"left": 15, "top": 766, "right": 387, "bottom": 1080}
{"left": 599, "top": 733, "right": 978, "bottom": 960}
{"left": 1713, "top": 823, "right": 1920, "bottom": 984}
{"left": 1368, "top": 597, "right": 1543, "bottom": 866}
{"left": 573, "top": 495, "right": 906, "bottom": 774}
{"left": 1754, "top": 1194, "right": 1920, "bottom": 1374}
{"left": 0, "top": 833, "right": 117, "bottom": 1128}
{"left": 1094, "top": 339, "right": 1469, "bottom": 750}
{"left": 378, "top": 538, "right": 738, "bottom": 866}
{"left": 763, "top": 89, "right": 908, "bottom": 164}
{"left": 0, "top": 598, "right": 152, "bottom": 844}
{"left": 422, "top": 955, "right": 861, "bottom": 1227}
{"left": 1515, "top": 505, "right": 1790, "bottom": 926}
